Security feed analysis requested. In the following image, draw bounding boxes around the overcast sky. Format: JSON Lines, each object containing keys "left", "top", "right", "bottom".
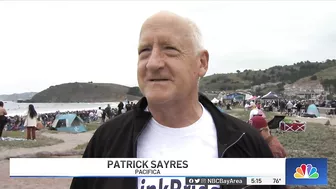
{"left": 1, "top": 1, "right": 336, "bottom": 94}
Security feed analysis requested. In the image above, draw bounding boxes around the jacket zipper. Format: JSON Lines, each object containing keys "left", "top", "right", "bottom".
{"left": 220, "top": 132, "right": 245, "bottom": 157}
{"left": 220, "top": 132, "right": 246, "bottom": 189}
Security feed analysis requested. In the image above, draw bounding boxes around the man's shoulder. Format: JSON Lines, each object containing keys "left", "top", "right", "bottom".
{"left": 220, "top": 113, "right": 273, "bottom": 157}
{"left": 94, "top": 111, "right": 135, "bottom": 137}
{"left": 221, "top": 113, "right": 260, "bottom": 136}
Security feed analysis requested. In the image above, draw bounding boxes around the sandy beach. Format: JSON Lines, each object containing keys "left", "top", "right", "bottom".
{"left": 0, "top": 130, "right": 93, "bottom": 189}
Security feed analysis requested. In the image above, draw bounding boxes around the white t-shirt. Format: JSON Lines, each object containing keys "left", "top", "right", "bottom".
{"left": 249, "top": 108, "right": 259, "bottom": 120}
{"left": 97, "top": 109, "right": 103, "bottom": 117}
{"left": 137, "top": 104, "right": 220, "bottom": 189}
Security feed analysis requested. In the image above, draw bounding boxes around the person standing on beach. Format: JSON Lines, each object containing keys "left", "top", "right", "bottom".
{"left": 23, "top": 104, "right": 38, "bottom": 140}
{"left": 249, "top": 104, "right": 259, "bottom": 120}
{"left": 104, "top": 104, "right": 112, "bottom": 119}
{"left": 117, "top": 101, "right": 124, "bottom": 115}
{"left": 125, "top": 101, "right": 132, "bottom": 112}
{"left": 97, "top": 107, "right": 103, "bottom": 123}
{"left": 70, "top": 11, "right": 280, "bottom": 189}
{"left": 101, "top": 109, "right": 106, "bottom": 123}
{"left": 0, "top": 101, "right": 8, "bottom": 140}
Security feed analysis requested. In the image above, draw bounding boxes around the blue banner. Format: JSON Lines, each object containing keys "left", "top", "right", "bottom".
{"left": 286, "top": 158, "right": 328, "bottom": 185}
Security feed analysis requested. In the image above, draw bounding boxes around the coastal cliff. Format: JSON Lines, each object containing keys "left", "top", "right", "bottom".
{"left": 29, "top": 82, "right": 142, "bottom": 103}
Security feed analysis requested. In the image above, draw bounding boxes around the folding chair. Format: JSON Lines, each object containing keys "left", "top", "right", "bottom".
{"left": 268, "top": 115, "right": 286, "bottom": 129}
{"left": 279, "top": 121, "right": 306, "bottom": 132}
{"left": 268, "top": 115, "right": 286, "bottom": 134}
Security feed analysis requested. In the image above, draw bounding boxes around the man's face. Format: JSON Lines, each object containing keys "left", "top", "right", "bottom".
{"left": 137, "top": 15, "right": 208, "bottom": 104}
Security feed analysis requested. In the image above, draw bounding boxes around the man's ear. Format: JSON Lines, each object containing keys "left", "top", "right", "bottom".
{"left": 198, "top": 50, "right": 209, "bottom": 77}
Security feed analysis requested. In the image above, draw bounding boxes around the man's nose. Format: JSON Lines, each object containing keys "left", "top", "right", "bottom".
{"left": 146, "top": 48, "right": 164, "bottom": 71}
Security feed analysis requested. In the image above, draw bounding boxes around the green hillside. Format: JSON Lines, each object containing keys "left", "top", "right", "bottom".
{"left": 29, "top": 82, "right": 142, "bottom": 103}
{"left": 199, "top": 59, "right": 336, "bottom": 93}
{"left": 21, "top": 59, "right": 336, "bottom": 103}
{"left": 314, "top": 66, "right": 336, "bottom": 80}
{"left": 307, "top": 66, "right": 336, "bottom": 92}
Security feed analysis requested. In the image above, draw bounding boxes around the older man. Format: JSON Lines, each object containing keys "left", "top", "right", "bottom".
{"left": 70, "top": 11, "right": 280, "bottom": 189}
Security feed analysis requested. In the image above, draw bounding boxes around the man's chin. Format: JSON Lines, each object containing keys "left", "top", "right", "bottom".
{"left": 145, "top": 92, "right": 175, "bottom": 105}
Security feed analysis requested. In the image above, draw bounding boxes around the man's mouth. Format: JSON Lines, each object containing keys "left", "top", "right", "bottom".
{"left": 149, "top": 79, "right": 169, "bottom": 82}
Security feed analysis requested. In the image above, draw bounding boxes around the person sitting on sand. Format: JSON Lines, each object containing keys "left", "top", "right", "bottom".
{"left": 249, "top": 116, "right": 290, "bottom": 189}
{"left": 36, "top": 117, "right": 44, "bottom": 130}
{"left": 249, "top": 116, "right": 287, "bottom": 158}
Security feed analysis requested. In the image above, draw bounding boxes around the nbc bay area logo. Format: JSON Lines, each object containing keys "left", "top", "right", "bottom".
{"left": 294, "top": 164, "right": 319, "bottom": 179}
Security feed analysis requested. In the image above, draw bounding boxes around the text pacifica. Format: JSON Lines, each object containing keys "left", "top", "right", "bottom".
{"left": 107, "top": 160, "right": 189, "bottom": 175}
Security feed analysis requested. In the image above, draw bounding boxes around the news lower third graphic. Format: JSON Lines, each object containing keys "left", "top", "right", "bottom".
{"left": 286, "top": 158, "right": 328, "bottom": 185}
{"left": 185, "top": 177, "right": 247, "bottom": 185}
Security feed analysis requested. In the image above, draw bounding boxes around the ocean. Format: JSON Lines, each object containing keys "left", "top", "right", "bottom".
{"left": 2, "top": 101, "right": 123, "bottom": 116}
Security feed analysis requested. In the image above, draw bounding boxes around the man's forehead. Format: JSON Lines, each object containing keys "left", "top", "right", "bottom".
{"left": 139, "top": 35, "right": 175, "bottom": 44}
{"left": 139, "top": 22, "right": 192, "bottom": 45}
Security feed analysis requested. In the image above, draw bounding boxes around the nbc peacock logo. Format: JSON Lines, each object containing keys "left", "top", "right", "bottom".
{"left": 294, "top": 164, "right": 319, "bottom": 179}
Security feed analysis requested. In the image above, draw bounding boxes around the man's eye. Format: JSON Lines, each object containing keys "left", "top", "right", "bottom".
{"left": 139, "top": 48, "right": 150, "bottom": 55}
{"left": 165, "top": 46, "right": 176, "bottom": 50}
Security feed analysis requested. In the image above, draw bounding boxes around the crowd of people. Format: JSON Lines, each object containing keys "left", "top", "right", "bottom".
{"left": 96, "top": 101, "right": 136, "bottom": 123}
{"left": 244, "top": 98, "right": 336, "bottom": 117}
{"left": 0, "top": 100, "right": 137, "bottom": 140}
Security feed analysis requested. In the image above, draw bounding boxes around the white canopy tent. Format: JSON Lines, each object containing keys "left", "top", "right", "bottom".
{"left": 211, "top": 98, "right": 220, "bottom": 103}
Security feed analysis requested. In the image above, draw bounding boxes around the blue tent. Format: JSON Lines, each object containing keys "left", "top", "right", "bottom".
{"left": 51, "top": 114, "right": 87, "bottom": 133}
{"left": 225, "top": 93, "right": 245, "bottom": 100}
{"left": 307, "top": 104, "right": 320, "bottom": 117}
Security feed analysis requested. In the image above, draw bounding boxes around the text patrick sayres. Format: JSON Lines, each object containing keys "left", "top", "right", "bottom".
{"left": 107, "top": 160, "right": 189, "bottom": 174}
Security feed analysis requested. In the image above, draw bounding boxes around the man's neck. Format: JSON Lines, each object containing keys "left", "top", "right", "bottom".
{"left": 147, "top": 95, "right": 203, "bottom": 128}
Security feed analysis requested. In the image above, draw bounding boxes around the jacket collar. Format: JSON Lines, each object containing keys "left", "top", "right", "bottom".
{"left": 132, "top": 93, "right": 244, "bottom": 157}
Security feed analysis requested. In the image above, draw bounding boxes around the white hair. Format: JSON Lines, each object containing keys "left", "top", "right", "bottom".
{"left": 184, "top": 18, "right": 204, "bottom": 53}
{"left": 140, "top": 11, "right": 205, "bottom": 54}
